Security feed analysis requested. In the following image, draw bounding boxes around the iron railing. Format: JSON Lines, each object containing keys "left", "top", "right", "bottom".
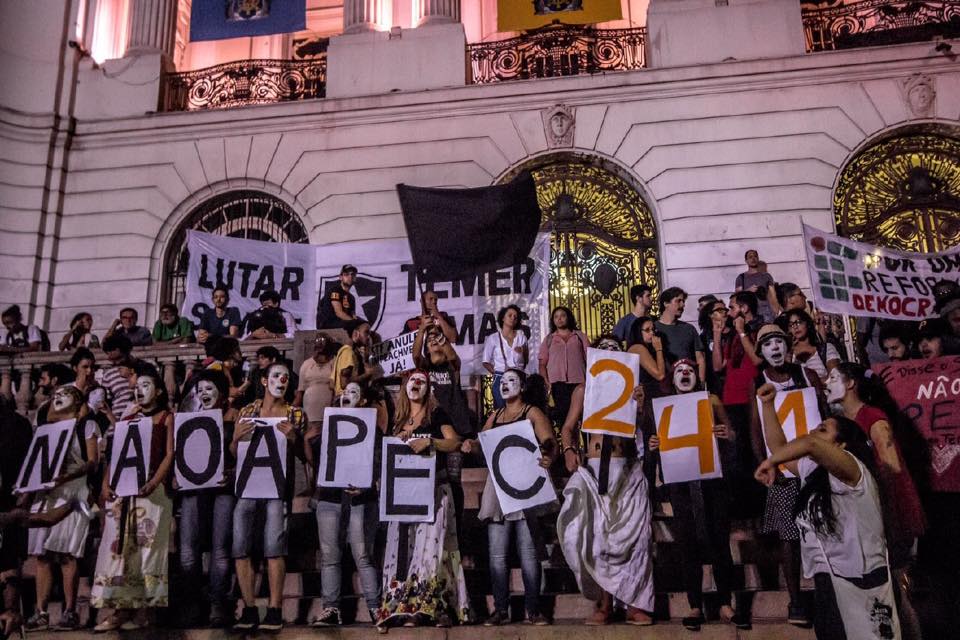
{"left": 467, "top": 23, "right": 646, "bottom": 85}
{"left": 802, "top": 0, "right": 960, "bottom": 51}
{"left": 163, "top": 57, "right": 327, "bottom": 112}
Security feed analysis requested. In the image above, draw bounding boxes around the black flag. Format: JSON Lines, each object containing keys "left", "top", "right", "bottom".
{"left": 397, "top": 171, "right": 542, "bottom": 282}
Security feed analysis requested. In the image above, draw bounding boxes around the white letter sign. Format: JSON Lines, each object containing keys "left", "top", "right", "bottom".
{"left": 318, "top": 408, "right": 377, "bottom": 489}
{"left": 15, "top": 420, "right": 75, "bottom": 494}
{"left": 652, "top": 392, "right": 722, "bottom": 484}
{"left": 110, "top": 418, "right": 154, "bottom": 497}
{"left": 477, "top": 419, "right": 556, "bottom": 517}
{"left": 235, "top": 417, "right": 288, "bottom": 499}
{"left": 370, "top": 332, "right": 417, "bottom": 377}
{"left": 174, "top": 410, "right": 225, "bottom": 491}
{"left": 758, "top": 387, "right": 822, "bottom": 478}
{"left": 583, "top": 348, "right": 640, "bottom": 437}
{"left": 379, "top": 436, "right": 436, "bottom": 523}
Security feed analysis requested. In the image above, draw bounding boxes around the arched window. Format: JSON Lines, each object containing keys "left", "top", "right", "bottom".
{"left": 163, "top": 190, "right": 309, "bottom": 305}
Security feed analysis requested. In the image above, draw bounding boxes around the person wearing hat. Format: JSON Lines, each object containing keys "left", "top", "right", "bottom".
{"left": 317, "top": 264, "right": 358, "bottom": 330}
{"left": 748, "top": 324, "right": 824, "bottom": 629}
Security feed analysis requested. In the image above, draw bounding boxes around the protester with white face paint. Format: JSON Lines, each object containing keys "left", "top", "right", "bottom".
{"left": 92, "top": 366, "right": 174, "bottom": 632}
{"left": 647, "top": 361, "right": 742, "bottom": 631}
{"left": 376, "top": 370, "right": 468, "bottom": 631}
{"left": 310, "top": 379, "right": 387, "bottom": 629}
{"left": 176, "top": 370, "right": 238, "bottom": 628}
{"left": 231, "top": 362, "right": 304, "bottom": 633}
{"left": 23, "top": 385, "right": 98, "bottom": 632}
{"left": 460, "top": 368, "right": 557, "bottom": 626}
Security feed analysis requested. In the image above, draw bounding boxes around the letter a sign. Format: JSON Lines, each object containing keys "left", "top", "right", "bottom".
{"left": 477, "top": 419, "right": 556, "bottom": 516}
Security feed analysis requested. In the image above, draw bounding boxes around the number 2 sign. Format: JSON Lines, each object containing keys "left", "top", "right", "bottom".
{"left": 582, "top": 348, "right": 640, "bottom": 438}
{"left": 652, "top": 391, "right": 723, "bottom": 484}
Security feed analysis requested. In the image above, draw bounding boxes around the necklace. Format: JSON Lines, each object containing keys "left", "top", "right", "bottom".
{"left": 406, "top": 405, "right": 426, "bottom": 426}
{"left": 499, "top": 403, "right": 527, "bottom": 424}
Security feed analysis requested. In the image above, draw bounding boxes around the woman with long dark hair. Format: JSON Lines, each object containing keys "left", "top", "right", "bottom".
{"left": 538, "top": 306, "right": 589, "bottom": 425}
{"left": 784, "top": 309, "right": 840, "bottom": 383}
{"left": 482, "top": 305, "right": 528, "bottom": 409}
{"left": 58, "top": 312, "right": 99, "bottom": 351}
{"left": 756, "top": 383, "right": 900, "bottom": 640}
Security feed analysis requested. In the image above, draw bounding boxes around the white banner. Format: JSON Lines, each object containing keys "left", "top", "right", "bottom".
{"left": 803, "top": 224, "right": 960, "bottom": 321}
{"left": 317, "top": 408, "right": 377, "bottom": 489}
{"left": 583, "top": 348, "right": 640, "bottom": 438}
{"left": 182, "top": 230, "right": 318, "bottom": 330}
{"left": 235, "top": 417, "right": 288, "bottom": 499}
{"left": 370, "top": 332, "right": 417, "bottom": 377}
{"left": 15, "top": 420, "right": 75, "bottom": 494}
{"left": 477, "top": 419, "right": 556, "bottom": 517}
{"left": 652, "top": 392, "right": 722, "bottom": 484}
{"left": 110, "top": 418, "right": 154, "bottom": 497}
{"left": 758, "top": 387, "right": 822, "bottom": 478}
{"left": 174, "top": 410, "right": 225, "bottom": 491}
{"left": 379, "top": 436, "right": 436, "bottom": 523}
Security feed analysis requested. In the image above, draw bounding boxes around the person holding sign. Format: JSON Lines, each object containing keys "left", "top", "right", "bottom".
{"left": 375, "top": 370, "right": 468, "bottom": 631}
{"left": 461, "top": 368, "right": 556, "bottom": 626}
{"left": 230, "top": 362, "right": 304, "bottom": 633}
{"left": 755, "top": 383, "right": 899, "bottom": 640}
{"left": 648, "top": 361, "right": 742, "bottom": 631}
{"left": 91, "top": 365, "right": 174, "bottom": 632}
{"left": 21, "top": 386, "right": 98, "bottom": 632}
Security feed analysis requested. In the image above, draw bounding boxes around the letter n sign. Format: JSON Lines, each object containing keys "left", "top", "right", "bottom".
{"left": 15, "top": 419, "right": 75, "bottom": 494}
{"left": 379, "top": 437, "right": 436, "bottom": 523}
{"left": 477, "top": 419, "right": 556, "bottom": 516}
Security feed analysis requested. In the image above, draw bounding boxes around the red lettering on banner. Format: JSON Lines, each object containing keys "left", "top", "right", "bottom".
{"left": 851, "top": 294, "right": 926, "bottom": 318}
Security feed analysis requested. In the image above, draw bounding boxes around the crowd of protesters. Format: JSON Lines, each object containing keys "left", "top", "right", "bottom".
{"left": 0, "top": 251, "right": 958, "bottom": 639}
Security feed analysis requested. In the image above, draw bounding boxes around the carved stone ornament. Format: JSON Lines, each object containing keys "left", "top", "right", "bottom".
{"left": 902, "top": 74, "right": 936, "bottom": 118}
{"left": 543, "top": 104, "right": 575, "bottom": 148}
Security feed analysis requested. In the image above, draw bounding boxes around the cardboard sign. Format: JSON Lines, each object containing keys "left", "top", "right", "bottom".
{"left": 583, "top": 348, "right": 640, "bottom": 437}
{"left": 477, "top": 419, "right": 556, "bottom": 516}
{"left": 235, "top": 417, "right": 288, "bottom": 499}
{"left": 757, "top": 387, "right": 822, "bottom": 478}
{"left": 652, "top": 392, "right": 722, "bottom": 484}
{"left": 110, "top": 418, "right": 154, "bottom": 497}
{"left": 318, "top": 408, "right": 377, "bottom": 489}
{"left": 379, "top": 436, "right": 436, "bottom": 523}
{"left": 370, "top": 332, "right": 417, "bottom": 376}
{"left": 14, "top": 420, "right": 75, "bottom": 494}
{"left": 174, "top": 410, "right": 225, "bottom": 491}
{"left": 874, "top": 355, "right": 960, "bottom": 492}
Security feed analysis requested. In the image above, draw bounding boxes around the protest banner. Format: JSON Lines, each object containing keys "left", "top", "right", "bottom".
{"left": 235, "top": 417, "right": 288, "bottom": 499}
{"left": 110, "top": 418, "right": 154, "bottom": 497}
{"left": 652, "top": 392, "right": 722, "bottom": 484}
{"left": 379, "top": 437, "right": 436, "bottom": 523}
{"left": 803, "top": 223, "right": 960, "bottom": 321}
{"left": 14, "top": 420, "right": 75, "bottom": 494}
{"left": 874, "top": 355, "right": 960, "bottom": 492}
{"left": 317, "top": 408, "right": 377, "bottom": 489}
{"left": 370, "top": 332, "right": 417, "bottom": 376}
{"left": 582, "top": 348, "right": 640, "bottom": 438}
{"left": 174, "top": 410, "right": 224, "bottom": 491}
{"left": 757, "top": 387, "right": 822, "bottom": 478}
{"left": 477, "top": 419, "right": 556, "bottom": 516}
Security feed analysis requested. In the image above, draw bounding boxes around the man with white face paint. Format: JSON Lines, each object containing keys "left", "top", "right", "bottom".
{"left": 231, "top": 362, "right": 304, "bottom": 633}
{"left": 24, "top": 385, "right": 99, "bottom": 632}
{"left": 647, "top": 361, "right": 741, "bottom": 631}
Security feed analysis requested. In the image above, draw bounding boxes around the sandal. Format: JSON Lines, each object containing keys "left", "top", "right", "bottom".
{"left": 93, "top": 615, "right": 127, "bottom": 633}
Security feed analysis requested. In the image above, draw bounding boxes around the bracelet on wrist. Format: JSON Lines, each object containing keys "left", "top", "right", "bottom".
{"left": 562, "top": 445, "right": 579, "bottom": 455}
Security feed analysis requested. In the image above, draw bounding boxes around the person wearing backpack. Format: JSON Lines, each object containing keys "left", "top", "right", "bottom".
{"left": 0, "top": 305, "right": 44, "bottom": 354}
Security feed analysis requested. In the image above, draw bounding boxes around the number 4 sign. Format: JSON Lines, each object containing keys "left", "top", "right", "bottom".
{"left": 652, "top": 392, "right": 722, "bottom": 484}
{"left": 758, "top": 387, "right": 822, "bottom": 478}
{"left": 582, "top": 348, "right": 640, "bottom": 438}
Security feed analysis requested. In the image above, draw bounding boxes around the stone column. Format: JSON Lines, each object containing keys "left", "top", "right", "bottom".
{"left": 416, "top": 0, "right": 460, "bottom": 26}
{"left": 125, "top": 0, "right": 178, "bottom": 59}
{"left": 343, "top": 0, "right": 388, "bottom": 34}
{"left": 16, "top": 369, "right": 32, "bottom": 415}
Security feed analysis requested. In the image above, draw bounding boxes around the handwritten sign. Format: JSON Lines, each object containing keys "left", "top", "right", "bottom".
{"left": 757, "top": 387, "right": 822, "bottom": 478}
{"left": 379, "top": 437, "right": 436, "bottom": 523}
{"left": 652, "top": 392, "right": 722, "bottom": 484}
{"left": 370, "top": 332, "right": 417, "bottom": 376}
{"left": 583, "top": 348, "right": 640, "bottom": 437}
{"left": 477, "top": 419, "right": 556, "bottom": 516}
{"left": 235, "top": 417, "right": 288, "bottom": 499}
{"left": 174, "top": 410, "right": 224, "bottom": 491}
{"left": 317, "top": 408, "right": 377, "bottom": 489}
{"left": 110, "top": 418, "right": 154, "bottom": 497}
{"left": 15, "top": 420, "right": 75, "bottom": 494}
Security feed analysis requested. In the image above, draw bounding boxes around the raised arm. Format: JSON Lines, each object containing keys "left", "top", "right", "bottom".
{"left": 755, "top": 383, "right": 799, "bottom": 476}
{"left": 759, "top": 434, "right": 861, "bottom": 488}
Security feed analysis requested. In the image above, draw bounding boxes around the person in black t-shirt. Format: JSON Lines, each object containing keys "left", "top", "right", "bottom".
{"left": 317, "top": 265, "right": 358, "bottom": 330}
{"left": 403, "top": 290, "right": 457, "bottom": 345}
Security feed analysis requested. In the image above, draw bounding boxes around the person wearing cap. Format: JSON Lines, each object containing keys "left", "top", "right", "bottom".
{"left": 317, "top": 265, "right": 358, "bottom": 330}
{"left": 916, "top": 318, "right": 947, "bottom": 359}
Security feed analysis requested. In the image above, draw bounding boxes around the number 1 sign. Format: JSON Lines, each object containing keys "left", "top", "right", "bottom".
{"left": 652, "top": 391, "right": 722, "bottom": 484}
{"left": 582, "top": 348, "right": 640, "bottom": 438}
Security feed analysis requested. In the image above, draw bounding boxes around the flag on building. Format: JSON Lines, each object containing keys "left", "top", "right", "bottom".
{"left": 497, "top": 0, "right": 622, "bottom": 31}
{"left": 397, "top": 172, "right": 543, "bottom": 283}
{"left": 190, "top": 0, "right": 306, "bottom": 42}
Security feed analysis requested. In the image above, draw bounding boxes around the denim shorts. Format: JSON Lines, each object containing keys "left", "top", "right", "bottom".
{"left": 231, "top": 498, "right": 288, "bottom": 559}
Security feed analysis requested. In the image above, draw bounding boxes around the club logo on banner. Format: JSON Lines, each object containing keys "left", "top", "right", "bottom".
{"left": 174, "top": 410, "right": 225, "bottom": 491}
{"left": 874, "top": 355, "right": 960, "bottom": 492}
{"left": 318, "top": 408, "right": 377, "bottom": 489}
{"left": 379, "top": 437, "right": 436, "bottom": 523}
{"left": 15, "top": 420, "right": 75, "bottom": 494}
{"left": 757, "top": 388, "right": 822, "bottom": 478}
{"left": 583, "top": 348, "right": 640, "bottom": 437}
{"left": 235, "top": 418, "right": 288, "bottom": 500}
{"left": 110, "top": 418, "right": 154, "bottom": 497}
{"left": 652, "top": 392, "right": 722, "bottom": 484}
{"left": 477, "top": 419, "right": 556, "bottom": 517}
{"left": 318, "top": 273, "right": 387, "bottom": 331}
{"left": 803, "top": 224, "right": 960, "bottom": 320}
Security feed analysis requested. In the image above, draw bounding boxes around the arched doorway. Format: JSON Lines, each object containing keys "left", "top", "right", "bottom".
{"left": 504, "top": 154, "right": 660, "bottom": 340}
{"left": 162, "top": 190, "right": 309, "bottom": 305}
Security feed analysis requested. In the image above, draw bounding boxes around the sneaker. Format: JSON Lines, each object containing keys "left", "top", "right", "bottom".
{"left": 484, "top": 610, "right": 509, "bottom": 626}
{"left": 232, "top": 606, "right": 259, "bottom": 632}
{"left": 209, "top": 603, "right": 231, "bottom": 628}
{"left": 24, "top": 611, "right": 49, "bottom": 632}
{"left": 787, "top": 603, "right": 811, "bottom": 627}
{"left": 527, "top": 612, "right": 550, "bottom": 626}
{"left": 55, "top": 610, "right": 81, "bottom": 631}
{"left": 369, "top": 608, "right": 381, "bottom": 626}
{"left": 730, "top": 612, "right": 752, "bottom": 630}
{"left": 682, "top": 613, "right": 705, "bottom": 631}
{"left": 259, "top": 607, "right": 283, "bottom": 633}
{"left": 310, "top": 607, "right": 342, "bottom": 627}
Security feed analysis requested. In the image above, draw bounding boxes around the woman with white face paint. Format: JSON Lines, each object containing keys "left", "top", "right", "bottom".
{"left": 376, "top": 370, "right": 468, "bottom": 631}
{"left": 23, "top": 385, "right": 99, "bottom": 632}
{"left": 92, "top": 367, "right": 174, "bottom": 632}
{"left": 460, "top": 368, "right": 557, "bottom": 626}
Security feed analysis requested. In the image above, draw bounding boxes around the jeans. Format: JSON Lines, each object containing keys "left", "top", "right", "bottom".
{"left": 487, "top": 518, "right": 541, "bottom": 616}
{"left": 180, "top": 492, "right": 235, "bottom": 604}
{"left": 316, "top": 498, "right": 381, "bottom": 610}
{"left": 232, "top": 498, "right": 287, "bottom": 559}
